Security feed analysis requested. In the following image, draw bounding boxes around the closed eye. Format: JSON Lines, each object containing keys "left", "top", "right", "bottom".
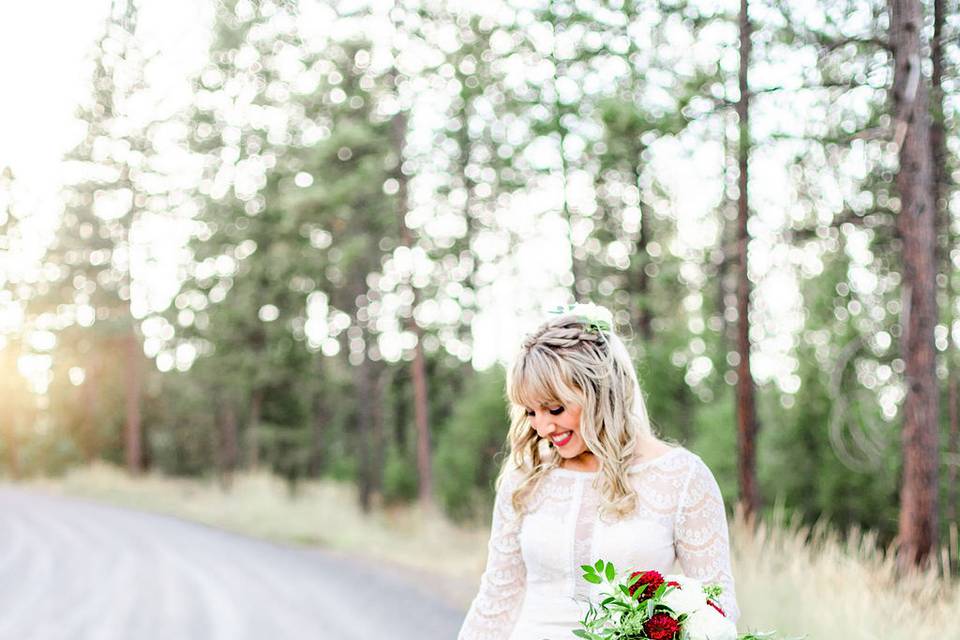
{"left": 524, "top": 406, "right": 565, "bottom": 417}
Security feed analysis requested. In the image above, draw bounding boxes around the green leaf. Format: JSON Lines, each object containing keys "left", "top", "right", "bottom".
{"left": 594, "top": 559, "right": 605, "bottom": 572}
{"left": 653, "top": 582, "right": 668, "bottom": 601}
{"left": 604, "top": 561, "right": 616, "bottom": 582}
{"left": 581, "top": 564, "right": 596, "bottom": 574}
{"left": 584, "top": 573, "right": 602, "bottom": 584}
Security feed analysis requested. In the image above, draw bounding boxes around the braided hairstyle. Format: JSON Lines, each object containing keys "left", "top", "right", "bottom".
{"left": 501, "top": 313, "right": 654, "bottom": 520}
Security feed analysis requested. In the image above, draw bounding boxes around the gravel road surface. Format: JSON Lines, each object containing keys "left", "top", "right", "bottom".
{"left": 0, "top": 487, "right": 466, "bottom": 640}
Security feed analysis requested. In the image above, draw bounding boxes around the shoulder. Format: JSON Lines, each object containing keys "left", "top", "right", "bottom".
{"left": 629, "top": 444, "right": 701, "bottom": 473}
{"left": 660, "top": 445, "right": 714, "bottom": 474}
{"left": 671, "top": 449, "right": 727, "bottom": 506}
{"left": 660, "top": 447, "right": 718, "bottom": 481}
{"left": 634, "top": 446, "right": 722, "bottom": 497}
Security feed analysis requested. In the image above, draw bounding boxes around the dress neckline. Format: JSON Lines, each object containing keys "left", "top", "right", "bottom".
{"left": 551, "top": 446, "right": 687, "bottom": 478}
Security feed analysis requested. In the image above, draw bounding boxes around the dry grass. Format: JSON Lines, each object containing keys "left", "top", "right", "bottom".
{"left": 25, "top": 464, "right": 959, "bottom": 638}
{"left": 731, "top": 511, "right": 958, "bottom": 639}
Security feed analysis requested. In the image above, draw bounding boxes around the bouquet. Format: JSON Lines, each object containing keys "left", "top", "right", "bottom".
{"left": 574, "top": 559, "right": 774, "bottom": 640}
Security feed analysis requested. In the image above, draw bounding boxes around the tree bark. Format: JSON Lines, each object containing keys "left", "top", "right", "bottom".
{"left": 932, "top": 0, "right": 956, "bottom": 538}
{"left": 930, "top": 0, "right": 946, "bottom": 220}
{"left": 80, "top": 352, "right": 100, "bottom": 462}
{"left": 307, "top": 382, "right": 328, "bottom": 477}
{"left": 735, "top": 0, "right": 761, "bottom": 519}
{"left": 371, "top": 365, "right": 390, "bottom": 496}
{"left": 948, "top": 373, "right": 958, "bottom": 527}
{"left": 891, "top": 0, "right": 940, "bottom": 568}
{"left": 354, "top": 353, "right": 375, "bottom": 512}
{"left": 633, "top": 163, "right": 653, "bottom": 341}
{"left": 1, "top": 410, "right": 17, "bottom": 479}
{"left": 411, "top": 340, "right": 431, "bottom": 503}
{"left": 544, "top": 1, "right": 583, "bottom": 299}
{"left": 124, "top": 328, "right": 143, "bottom": 474}
{"left": 247, "top": 388, "right": 263, "bottom": 469}
{"left": 391, "top": 109, "right": 433, "bottom": 506}
{"left": 221, "top": 401, "right": 240, "bottom": 475}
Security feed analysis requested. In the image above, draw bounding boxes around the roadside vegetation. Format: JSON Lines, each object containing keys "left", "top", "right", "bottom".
{"left": 27, "top": 464, "right": 958, "bottom": 640}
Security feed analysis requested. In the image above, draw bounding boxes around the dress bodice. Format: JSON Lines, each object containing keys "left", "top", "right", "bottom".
{"left": 458, "top": 447, "right": 740, "bottom": 640}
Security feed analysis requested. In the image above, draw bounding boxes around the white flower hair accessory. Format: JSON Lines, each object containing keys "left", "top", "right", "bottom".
{"left": 548, "top": 302, "right": 614, "bottom": 334}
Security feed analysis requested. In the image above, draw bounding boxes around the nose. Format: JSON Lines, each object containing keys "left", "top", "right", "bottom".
{"left": 530, "top": 411, "right": 555, "bottom": 436}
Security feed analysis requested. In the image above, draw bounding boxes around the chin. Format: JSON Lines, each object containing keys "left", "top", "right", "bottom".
{"left": 557, "top": 445, "right": 588, "bottom": 459}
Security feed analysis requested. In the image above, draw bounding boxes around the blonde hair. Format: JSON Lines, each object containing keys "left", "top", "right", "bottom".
{"left": 501, "top": 313, "right": 654, "bottom": 520}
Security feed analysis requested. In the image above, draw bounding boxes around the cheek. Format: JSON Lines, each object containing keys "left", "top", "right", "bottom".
{"left": 569, "top": 417, "right": 587, "bottom": 448}
{"left": 567, "top": 420, "right": 583, "bottom": 440}
{"left": 569, "top": 433, "right": 589, "bottom": 455}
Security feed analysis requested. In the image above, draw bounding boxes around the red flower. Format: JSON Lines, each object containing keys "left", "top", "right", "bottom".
{"left": 707, "top": 599, "right": 726, "bottom": 617}
{"left": 628, "top": 570, "right": 664, "bottom": 601}
{"left": 643, "top": 612, "right": 680, "bottom": 640}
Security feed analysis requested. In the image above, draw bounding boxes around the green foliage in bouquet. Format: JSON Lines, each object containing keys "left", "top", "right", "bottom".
{"left": 574, "top": 560, "right": 677, "bottom": 640}
{"left": 574, "top": 560, "right": 777, "bottom": 640}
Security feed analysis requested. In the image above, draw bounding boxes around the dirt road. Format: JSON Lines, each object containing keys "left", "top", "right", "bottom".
{"left": 0, "top": 487, "right": 465, "bottom": 639}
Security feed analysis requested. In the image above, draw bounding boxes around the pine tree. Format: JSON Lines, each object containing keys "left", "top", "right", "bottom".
{"left": 177, "top": 0, "right": 318, "bottom": 479}
{"left": 40, "top": 0, "right": 160, "bottom": 473}
{"left": 891, "top": 0, "right": 940, "bottom": 568}
{"left": 0, "top": 167, "right": 30, "bottom": 478}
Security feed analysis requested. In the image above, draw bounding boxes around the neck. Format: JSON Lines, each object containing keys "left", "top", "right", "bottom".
{"left": 561, "top": 451, "right": 599, "bottom": 472}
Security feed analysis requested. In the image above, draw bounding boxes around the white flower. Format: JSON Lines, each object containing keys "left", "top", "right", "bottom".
{"left": 660, "top": 581, "right": 706, "bottom": 617}
{"left": 566, "top": 302, "right": 613, "bottom": 329}
{"left": 663, "top": 573, "right": 704, "bottom": 595}
{"left": 684, "top": 605, "right": 738, "bottom": 640}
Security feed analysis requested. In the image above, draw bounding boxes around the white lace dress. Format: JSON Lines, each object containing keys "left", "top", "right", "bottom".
{"left": 457, "top": 447, "right": 739, "bottom": 640}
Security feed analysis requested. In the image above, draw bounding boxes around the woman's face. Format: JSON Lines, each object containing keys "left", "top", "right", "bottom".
{"left": 525, "top": 401, "right": 589, "bottom": 461}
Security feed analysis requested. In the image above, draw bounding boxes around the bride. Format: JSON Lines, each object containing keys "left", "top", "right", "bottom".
{"left": 457, "top": 305, "right": 739, "bottom": 639}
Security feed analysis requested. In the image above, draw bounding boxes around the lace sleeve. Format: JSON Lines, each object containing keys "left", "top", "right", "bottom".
{"left": 457, "top": 468, "right": 527, "bottom": 640}
{"left": 674, "top": 455, "right": 740, "bottom": 623}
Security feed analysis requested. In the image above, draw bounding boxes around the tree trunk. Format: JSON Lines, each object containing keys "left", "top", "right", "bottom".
{"left": 308, "top": 360, "right": 326, "bottom": 477}
{"left": 124, "top": 328, "right": 143, "bottom": 474}
{"left": 411, "top": 341, "right": 431, "bottom": 503}
{"left": 371, "top": 365, "right": 390, "bottom": 496}
{"left": 930, "top": 0, "right": 946, "bottom": 222}
{"left": 735, "top": 0, "right": 761, "bottom": 519}
{"left": 80, "top": 353, "right": 100, "bottom": 462}
{"left": 892, "top": 0, "right": 940, "bottom": 568}
{"left": 948, "top": 373, "right": 958, "bottom": 527}
{"left": 0, "top": 343, "right": 23, "bottom": 479}
{"left": 932, "top": 0, "right": 956, "bottom": 539}
{"left": 1, "top": 417, "right": 19, "bottom": 480}
{"left": 247, "top": 388, "right": 263, "bottom": 469}
{"left": 221, "top": 401, "right": 239, "bottom": 477}
{"left": 546, "top": 0, "right": 590, "bottom": 302}
{"left": 633, "top": 163, "right": 653, "bottom": 341}
{"left": 393, "top": 374, "right": 409, "bottom": 451}
{"left": 391, "top": 109, "right": 433, "bottom": 505}
{"left": 354, "top": 354, "right": 375, "bottom": 512}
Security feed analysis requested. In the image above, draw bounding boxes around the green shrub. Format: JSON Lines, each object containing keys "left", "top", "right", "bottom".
{"left": 434, "top": 366, "right": 509, "bottom": 522}
{"left": 383, "top": 447, "right": 418, "bottom": 504}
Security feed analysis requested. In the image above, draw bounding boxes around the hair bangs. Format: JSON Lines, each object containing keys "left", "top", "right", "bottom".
{"left": 508, "top": 347, "right": 575, "bottom": 410}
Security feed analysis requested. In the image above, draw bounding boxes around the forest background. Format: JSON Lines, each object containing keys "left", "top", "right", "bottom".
{"left": 0, "top": 0, "right": 959, "bottom": 633}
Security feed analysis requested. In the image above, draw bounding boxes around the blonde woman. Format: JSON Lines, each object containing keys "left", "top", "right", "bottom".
{"left": 457, "top": 304, "right": 739, "bottom": 640}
